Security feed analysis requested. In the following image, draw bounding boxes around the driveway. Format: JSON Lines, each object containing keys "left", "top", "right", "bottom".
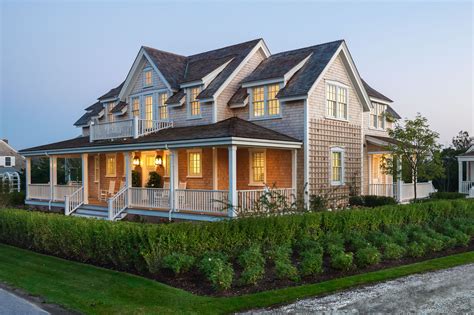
{"left": 245, "top": 264, "right": 474, "bottom": 314}
{"left": 0, "top": 288, "right": 49, "bottom": 315}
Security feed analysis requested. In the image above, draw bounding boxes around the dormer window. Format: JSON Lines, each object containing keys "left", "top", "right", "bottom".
{"left": 187, "top": 87, "right": 201, "bottom": 119}
{"left": 370, "top": 103, "right": 387, "bottom": 129}
{"left": 326, "top": 83, "right": 348, "bottom": 120}
{"left": 250, "top": 84, "right": 281, "bottom": 119}
{"left": 144, "top": 68, "right": 152, "bottom": 87}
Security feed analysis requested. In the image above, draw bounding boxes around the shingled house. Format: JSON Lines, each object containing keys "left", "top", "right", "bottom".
{"left": 20, "top": 38, "right": 430, "bottom": 221}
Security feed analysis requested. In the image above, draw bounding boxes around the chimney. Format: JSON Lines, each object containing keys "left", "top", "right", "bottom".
{"left": 1, "top": 139, "right": 7, "bottom": 144}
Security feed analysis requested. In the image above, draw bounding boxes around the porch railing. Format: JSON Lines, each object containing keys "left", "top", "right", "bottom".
{"left": 129, "top": 187, "right": 170, "bottom": 209}
{"left": 90, "top": 117, "right": 173, "bottom": 141}
{"left": 108, "top": 186, "right": 128, "bottom": 220}
{"left": 53, "top": 184, "right": 82, "bottom": 201}
{"left": 460, "top": 181, "right": 474, "bottom": 194}
{"left": 369, "top": 184, "right": 396, "bottom": 198}
{"left": 237, "top": 188, "right": 295, "bottom": 212}
{"left": 175, "top": 189, "right": 229, "bottom": 214}
{"left": 27, "top": 184, "right": 51, "bottom": 200}
{"left": 64, "top": 186, "right": 84, "bottom": 216}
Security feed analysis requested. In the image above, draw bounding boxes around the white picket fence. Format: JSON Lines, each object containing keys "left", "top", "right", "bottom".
{"left": 369, "top": 182, "right": 436, "bottom": 202}
{"left": 460, "top": 181, "right": 474, "bottom": 194}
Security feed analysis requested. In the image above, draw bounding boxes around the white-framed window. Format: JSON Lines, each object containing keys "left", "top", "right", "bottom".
{"left": 163, "top": 151, "right": 171, "bottom": 177}
{"left": 330, "top": 147, "right": 345, "bottom": 186}
{"left": 187, "top": 149, "right": 202, "bottom": 177}
{"left": 159, "top": 92, "right": 168, "bottom": 121}
{"left": 107, "top": 102, "right": 115, "bottom": 122}
{"left": 250, "top": 84, "right": 281, "bottom": 119}
{"left": 370, "top": 103, "right": 387, "bottom": 129}
{"left": 144, "top": 68, "right": 153, "bottom": 87}
{"left": 249, "top": 149, "right": 266, "bottom": 185}
{"left": 144, "top": 94, "right": 153, "bottom": 121}
{"left": 187, "top": 87, "right": 201, "bottom": 118}
{"left": 94, "top": 155, "right": 100, "bottom": 183}
{"left": 4, "top": 156, "right": 12, "bottom": 167}
{"left": 105, "top": 154, "right": 116, "bottom": 177}
{"left": 131, "top": 97, "right": 140, "bottom": 117}
{"left": 326, "top": 83, "right": 348, "bottom": 120}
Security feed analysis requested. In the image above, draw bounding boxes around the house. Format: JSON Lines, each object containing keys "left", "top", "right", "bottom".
{"left": 0, "top": 139, "right": 25, "bottom": 192}
{"left": 457, "top": 138, "right": 474, "bottom": 197}
{"left": 21, "top": 38, "right": 427, "bottom": 221}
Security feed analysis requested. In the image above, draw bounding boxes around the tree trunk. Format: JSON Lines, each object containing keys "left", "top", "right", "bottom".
{"left": 413, "top": 169, "right": 418, "bottom": 201}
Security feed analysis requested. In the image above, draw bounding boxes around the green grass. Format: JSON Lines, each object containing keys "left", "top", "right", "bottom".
{"left": 0, "top": 243, "right": 473, "bottom": 314}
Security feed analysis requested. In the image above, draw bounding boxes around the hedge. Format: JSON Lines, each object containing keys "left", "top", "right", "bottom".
{"left": 0, "top": 199, "right": 473, "bottom": 274}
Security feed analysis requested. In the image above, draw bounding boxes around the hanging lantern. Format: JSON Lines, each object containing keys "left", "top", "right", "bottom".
{"left": 133, "top": 155, "right": 140, "bottom": 166}
{"left": 155, "top": 155, "right": 163, "bottom": 166}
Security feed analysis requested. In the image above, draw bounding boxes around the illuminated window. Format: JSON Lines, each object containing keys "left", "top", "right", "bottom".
{"left": 370, "top": 103, "right": 387, "bottom": 129}
{"left": 144, "top": 69, "right": 152, "bottom": 86}
{"left": 159, "top": 93, "right": 168, "bottom": 120}
{"left": 105, "top": 154, "right": 116, "bottom": 177}
{"left": 326, "top": 83, "right": 348, "bottom": 120}
{"left": 267, "top": 84, "right": 280, "bottom": 116}
{"left": 188, "top": 87, "right": 201, "bottom": 118}
{"left": 108, "top": 102, "right": 115, "bottom": 122}
{"left": 164, "top": 151, "right": 170, "bottom": 177}
{"left": 250, "top": 150, "right": 266, "bottom": 185}
{"left": 131, "top": 97, "right": 140, "bottom": 117}
{"left": 187, "top": 150, "right": 202, "bottom": 177}
{"left": 330, "top": 148, "right": 344, "bottom": 185}
{"left": 94, "top": 156, "right": 100, "bottom": 183}
{"left": 145, "top": 95, "right": 153, "bottom": 121}
{"left": 251, "top": 84, "right": 280, "bottom": 118}
{"left": 252, "top": 87, "right": 265, "bottom": 117}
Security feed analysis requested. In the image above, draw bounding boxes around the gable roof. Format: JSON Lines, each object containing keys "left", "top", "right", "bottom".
{"left": 98, "top": 82, "right": 124, "bottom": 101}
{"left": 110, "top": 101, "right": 128, "bottom": 114}
{"left": 361, "top": 79, "right": 393, "bottom": 103}
{"left": 142, "top": 47, "right": 187, "bottom": 90}
{"left": 74, "top": 101, "right": 104, "bottom": 126}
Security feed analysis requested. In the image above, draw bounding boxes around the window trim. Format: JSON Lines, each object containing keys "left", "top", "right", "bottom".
{"left": 105, "top": 153, "right": 117, "bottom": 178}
{"left": 325, "top": 81, "right": 349, "bottom": 122}
{"left": 131, "top": 96, "right": 140, "bottom": 118}
{"left": 369, "top": 102, "right": 387, "bottom": 130}
{"left": 94, "top": 155, "right": 100, "bottom": 183}
{"left": 249, "top": 84, "right": 283, "bottom": 121}
{"left": 158, "top": 92, "right": 169, "bottom": 121}
{"left": 144, "top": 94, "right": 154, "bottom": 121}
{"left": 143, "top": 67, "right": 153, "bottom": 87}
{"left": 186, "top": 86, "right": 202, "bottom": 120}
{"left": 187, "top": 149, "right": 202, "bottom": 178}
{"left": 4, "top": 156, "right": 12, "bottom": 167}
{"left": 330, "top": 147, "right": 345, "bottom": 186}
{"left": 249, "top": 149, "right": 266, "bottom": 186}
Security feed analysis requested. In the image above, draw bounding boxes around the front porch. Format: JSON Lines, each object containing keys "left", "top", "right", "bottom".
{"left": 458, "top": 155, "right": 474, "bottom": 195}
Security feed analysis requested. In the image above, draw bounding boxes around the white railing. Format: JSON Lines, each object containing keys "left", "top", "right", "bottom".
{"left": 175, "top": 189, "right": 229, "bottom": 214}
{"left": 108, "top": 186, "right": 129, "bottom": 220}
{"left": 237, "top": 188, "right": 295, "bottom": 212}
{"left": 369, "top": 184, "right": 396, "bottom": 198}
{"left": 138, "top": 119, "right": 173, "bottom": 137}
{"left": 53, "top": 184, "right": 82, "bottom": 201}
{"left": 27, "top": 184, "right": 51, "bottom": 200}
{"left": 64, "top": 186, "right": 84, "bottom": 216}
{"left": 90, "top": 117, "right": 173, "bottom": 141}
{"left": 129, "top": 187, "right": 170, "bottom": 209}
{"left": 400, "top": 181, "right": 436, "bottom": 202}
{"left": 460, "top": 181, "right": 474, "bottom": 194}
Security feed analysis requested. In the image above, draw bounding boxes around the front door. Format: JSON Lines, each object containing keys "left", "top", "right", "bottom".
{"left": 141, "top": 153, "right": 156, "bottom": 187}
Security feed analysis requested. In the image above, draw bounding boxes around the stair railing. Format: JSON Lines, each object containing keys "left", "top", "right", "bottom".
{"left": 108, "top": 186, "right": 129, "bottom": 221}
{"left": 65, "top": 186, "right": 84, "bottom": 216}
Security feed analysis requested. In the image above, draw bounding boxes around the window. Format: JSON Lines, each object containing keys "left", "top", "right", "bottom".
{"left": 144, "top": 95, "right": 153, "bottom": 121}
{"left": 249, "top": 150, "right": 266, "bottom": 185}
{"left": 326, "top": 83, "right": 348, "bottom": 120}
{"left": 131, "top": 97, "right": 140, "bottom": 117}
{"left": 94, "top": 156, "right": 100, "bottom": 183}
{"left": 105, "top": 154, "right": 116, "bottom": 177}
{"left": 251, "top": 84, "right": 281, "bottom": 119}
{"left": 330, "top": 148, "right": 344, "bottom": 185}
{"left": 108, "top": 102, "right": 115, "bottom": 122}
{"left": 4, "top": 157, "right": 11, "bottom": 167}
{"left": 187, "top": 149, "right": 202, "bottom": 177}
{"left": 188, "top": 87, "right": 201, "bottom": 118}
{"left": 159, "top": 93, "right": 168, "bottom": 120}
{"left": 144, "top": 69, "right": 152, "bottom": 87}
{"left": 370, "top": 103, "right": 387, "bottom": 129}
{"left": 164, "top": 151, "right": 170, "bottom": 177}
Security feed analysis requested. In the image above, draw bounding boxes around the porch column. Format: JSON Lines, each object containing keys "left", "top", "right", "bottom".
{"left": 82, "top": 153, "right": 89, "bottom": 204}
{"left": 25, "top": 157, "right": 31, "bottom": 199}
{"left": 292, "top": 149, "right": 297, "bottom": 201}
{"left": 49, "top": 156, "right": 57, "bottom": 202}
{"left": 458, "top": 160, "right": 463, "bottom": 193}
{"left": 124, "top": 152, "right": 132, "bottom": 187}
{"left": 169, "top": 149, "right": 179, "bottom": 212}
{"left": 228, "top": 145, "right": 237, "bottom": 217}
{"left": 212, "top": 147, "right": 218, "bottom": 190}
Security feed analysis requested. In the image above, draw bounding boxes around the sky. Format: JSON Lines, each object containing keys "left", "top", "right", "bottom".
{"left": 0, "top": 0, "right": 473, "bottom": 150}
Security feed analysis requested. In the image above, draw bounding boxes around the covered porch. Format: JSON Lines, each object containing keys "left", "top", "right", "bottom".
{"left": 458, "top": 152, "right": 474, "bottom": 195}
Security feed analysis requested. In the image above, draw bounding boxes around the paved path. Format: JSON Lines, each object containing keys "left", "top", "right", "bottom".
{"left": 0, "top": 288, "right": 49, "bottom": 315}
{"left": 245, "top": 264, "right": 474, "bottom": 314}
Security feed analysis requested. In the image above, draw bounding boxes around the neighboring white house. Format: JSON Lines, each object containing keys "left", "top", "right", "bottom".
{"left": 0, "top": 139, "right": 25, "bottom": 192}
{"left": 458, "top": 137, "right": 474, "bottom": 197}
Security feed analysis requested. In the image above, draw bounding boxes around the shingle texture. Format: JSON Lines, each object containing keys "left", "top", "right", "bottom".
{"left": 165, "top": 89, "right": 185, "bottom": 105}
{"left": 110, "top": 101, "right": 128, "bottom": 114}
{"left": 228, "top": 87, "right": 248, "bottom": 106}
{"left": 98, "top": 82, "right": 124, "bottom": 101}
{"left": 142, "top": 47, "right": 187, "bottom": 89}
{"left": 74, "top": 101, "right": 104, "bottom": 126}
{"left": 386, "top": 104, "right": 401, "bottom": 120}
{"left": 21, "top": 117, "right": 300, "bottom": 153}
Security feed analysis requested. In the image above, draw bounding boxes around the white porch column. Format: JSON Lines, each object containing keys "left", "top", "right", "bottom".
{"left": 458, "top": 160, "right": 463, "bottom": 193}
{"left": 124, "top": 152, "right": 132, "bottom": 187}
{"left": 228, "top": 145, "right": 237, "bottom": 218}
{"left": 82, "top": 153, "right": 89, "bottom": 204}
{"left": 292, "top": 149, "right": 297, "bottom": 201}
{"left": 169, "top": 149, "right": 179, "bottom": 212}
{"left": 49, "top": 156, "right": 57, "bottom": 202}
{"left": 25, "top": 157, "right": 31, "bottom": 199}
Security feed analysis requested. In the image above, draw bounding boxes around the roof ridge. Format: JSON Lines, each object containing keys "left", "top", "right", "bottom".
{"left": 187, "top": 38, "right": 262, "bottom": 59}
{"left": 271, "top": 39, "right": 344, "bottom": 57}
{"left": 142, "top": 46, "right": 187, "bottom": 59}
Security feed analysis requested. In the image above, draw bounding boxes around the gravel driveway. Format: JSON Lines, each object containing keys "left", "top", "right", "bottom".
{"left": 244, "top": 264, "right": 474, "bottom": 314}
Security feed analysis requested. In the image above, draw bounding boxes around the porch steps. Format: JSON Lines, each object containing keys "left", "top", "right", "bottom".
{"left": 72, "top": 205, "right": 127, "bottom": 220}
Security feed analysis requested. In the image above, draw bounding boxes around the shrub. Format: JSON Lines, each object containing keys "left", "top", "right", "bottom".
{"left": 238, "top": 245, "right": 265, "bottom": 286}
{"left": 382, "top": 242, "right": 406, "bottom": 260}
{"left": 349, "top": 196, "right": 364, "bottom": 207}
{"left": 429, "top": 192, "right": 465, "bottom": 200}
{"left": 386, "top": 227, "right": 409, "bottom": 246}
{"left": 331, "top": 251, "right": 353, "bottom": 271}
{"left": 272, "top": 245, "right": 299, "bottom": 281}
{"left": 346, "top": 232, "right": 371, "bottom": 251}
{"left": 161, "top": 253, "right": 195, "bottom": 275}
{"left": 407, "top": 242, "right": 425, "bottom": 258}
{"left": 355, "top": 246, "right": 381, "bottom": 267}
{"left": 299, "top": 244, "right": 323, "bottom": 277}
{"left": 350, "top": 195, "right": 397, "bottom": 208}
{"left": 199, "top": 253, "right": 234, "bottom": 291}
{"left": 367, "top": 231, "right": 393, "bottom": 248}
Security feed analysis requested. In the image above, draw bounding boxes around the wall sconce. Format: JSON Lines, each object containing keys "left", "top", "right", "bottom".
{"left": 133, "top": 155, "right": 140, "bottom": 166}
{"left": 155, "top": 155, "right": 163, "bottom": 166}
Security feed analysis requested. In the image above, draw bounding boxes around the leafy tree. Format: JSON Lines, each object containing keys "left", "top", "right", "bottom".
{"left": 452, "top": 131, "right": 471, "bottom": 151}
{"left": 381, "top": 114, "right": 443, "bottom": 200}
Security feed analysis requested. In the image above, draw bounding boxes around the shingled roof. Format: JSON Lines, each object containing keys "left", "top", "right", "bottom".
{"left": 98, "top": 82, "right": 124, "bottom": 101}
{"left": 74, "top": 101, "right": 104, "bottom": 126}
{"left": 110, "top": 101, "right": 128, "bottom": 114}
{"left": 142, "top": 47, "right": 187, "bottom": 89}
{"left": 21, "top": 117, "right": 301, "bottom": 154}
{"left": 361, "top": 79, "right": 393, "bottom": 103}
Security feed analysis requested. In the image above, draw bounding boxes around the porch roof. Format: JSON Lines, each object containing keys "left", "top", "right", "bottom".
{"left": 366, "top": 135, "right": 398, "bottom": 149}
{"left": 20, "top": 117, "right": 302, "bottom": 156}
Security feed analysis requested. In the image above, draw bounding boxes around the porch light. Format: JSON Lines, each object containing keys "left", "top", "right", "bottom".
{"left": 155, "top": 155, "right": 163, "bottom": 166}
{"left": 133, "top": 155, "right": 140, "bottom": 166}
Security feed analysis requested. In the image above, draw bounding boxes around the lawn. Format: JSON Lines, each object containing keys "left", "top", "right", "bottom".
{"left": 0, "top": 244, "right": 473, "bottom": 314}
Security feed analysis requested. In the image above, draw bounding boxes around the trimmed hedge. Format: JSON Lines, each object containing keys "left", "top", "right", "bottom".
{"left": 0, "top": 200, "right": 473, "bottom": 275}
{"left": 349, "top": 195, "right": 397, "bottom": 208}
{"left": 429, "top": 192, "right": 466, "bottom": 200}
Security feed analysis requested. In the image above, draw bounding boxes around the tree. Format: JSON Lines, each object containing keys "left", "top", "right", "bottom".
{"left": 381, "top": 114, "right": 443, "bottom": 200}
{"left": 452, "top": 130, "right": 471, "bottom": 151}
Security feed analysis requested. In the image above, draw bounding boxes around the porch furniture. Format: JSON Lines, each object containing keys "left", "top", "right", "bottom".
{"left": 100, "top": 180, "right": 115, "bottom": 201}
